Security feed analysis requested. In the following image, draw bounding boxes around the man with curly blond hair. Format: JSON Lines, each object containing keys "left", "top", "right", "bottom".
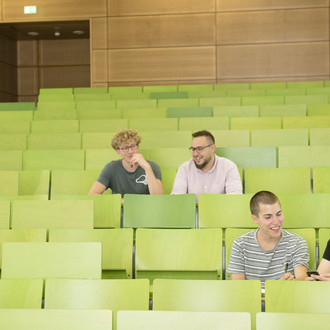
{"left": 89, "top": 129, "right": 163, "bottom": 196}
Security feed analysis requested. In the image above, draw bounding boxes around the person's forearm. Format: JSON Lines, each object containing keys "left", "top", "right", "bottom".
{"left": 145, "top": 166, "right": 163, "bottom": 195}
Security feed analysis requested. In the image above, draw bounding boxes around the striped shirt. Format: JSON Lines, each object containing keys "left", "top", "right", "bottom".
{"left": 227, "top": 229, "right": 309, "bottom": 289}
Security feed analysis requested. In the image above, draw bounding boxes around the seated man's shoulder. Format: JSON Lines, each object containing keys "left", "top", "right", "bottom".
{"left": 282, "top": 229, "right": 307, "bottom": 244}
{"left": 234, "top": 229, "right": 257, "bottom": 244}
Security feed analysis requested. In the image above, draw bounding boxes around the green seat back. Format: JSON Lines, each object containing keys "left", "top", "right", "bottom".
{"left": 231, "top": 117, "right": 282, "bottom": 130}
{"left": 0, "top": 111, "right": 33, "bottom": 121}
{"left": 287, "top": 81, "right": 323, "bottom": 88}
{"left": 31, "top": 120, "right": 79, "bottom": 133}
{"left": 75, "top": 94, "right": 112, "bottom": 101}
{"left": 285, "top": 95, "right": 328, "bottom": 105}
{"left": 19, "top": 170, "right": 50, "bottom": 196}
{"left": 0, "top": 201, "right": 10, "bottom": 229}
{"left": 39, "top": 88, "right": 73, "bottom": 94}
{"left": 260, "top": 104, "right": 306, "bottom": 117}
{"left": 178, "top": 84, "right": 213, "bottom": 93}
{"left": 0, "top": 134, "right": 27, "bottom": 150}
{"left": 161, "top": 168, "right": 177, "bottom": 194}
{"left": 179, "top": 117, "right": 229, "bottom": 131}
{"left": 283, "top": 116, "right": 330, "bottom": 129}
{"left": 157, "top": 98, "right": 199, "bottom": 108}
{"left": 79, "top": 119, "right": 127, "bottom": 133}
{"left": 0, "top": 121, "right": 31, "bottom": 134}
{"left": 82, "top": 132, "right": 114, "bottom": 149}
{"left": 310, "top": 128, "right": 330, "bottom": 146}
{"left": 0, "top": 151, "right": 22, "bottom": 170}
{"left": 150, "top": 91, "right": 187, "bottom": 99}
{"left": 212, "top": 130, "right": 250, "bottom": 147}
{"left": 128, "top": 118, "right": 178, "bottom": 131}
{"left": 199, "top": 97, "right": 241, "bottom": 107}
{"left": 266, "top": 88, "right": 306, "bottom": 96}
{"left": 74, "top": 87, "right": 108, "bottom": 94}
{"left": 318, "top": 228, "right": 330, "bottom": 264}
{"left": 148, "top": 148, "right": 191, "bottom": 168}
{"left": 242, "top": 96, "right": 284, "bottom": 106}
{"left": 27, "top": 133, "right": 82, "bottom": 150}
{"left": 77, "top": 108, "right": 121, "bottom": 120}
{"left": 0, "top": 102, "right": 36, "bottom": 111}
{"left": 38, "top": 94, "right": 75, "bottom": 102}
{"left": 214, "top": 83, "right": 249, "bottom": 90}
{"left": 84, "top": 148, "right": 121, "bottom": 170}
{"left": 76, "top": 100, "right": 116, "bottom": 111}
{"left": 307, "top": 104, "right": 330, "bottom": 116}
{"left": 167, "top": 107, "right": 213, "bottom": 118}
{"left": 313, "top": 166, "right": 330, "bottom": 193}
{"left": 117, "top": 99, "right": 157, "bottom": 109}
{"left": 140, "top": 130, "right": 191, "bottom": 148}
{"left": 226, "top": 89, "right": 265, "bottom": 97}
{"left": 251, "top": 82, "right": 286, "bottom": 89}
{"left": 143, "top": 85, "right": 177, "bottom": 93}
{"left": 213, "top": 105, "right": 258, "bottom": 117}
{"left": 122, "top": 108, "right": 166, "bottom": 119}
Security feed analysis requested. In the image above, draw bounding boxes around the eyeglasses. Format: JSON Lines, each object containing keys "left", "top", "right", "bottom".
{"left": 188, "top": 144, "right": 213, "bottom": 153}
{"left": 118, "top": 144, "right": 138, "bottom": 153}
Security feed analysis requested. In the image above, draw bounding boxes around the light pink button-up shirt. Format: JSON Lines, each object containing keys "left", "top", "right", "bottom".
{"left": 171, "top": 155, "right": 242, "bottom": 201}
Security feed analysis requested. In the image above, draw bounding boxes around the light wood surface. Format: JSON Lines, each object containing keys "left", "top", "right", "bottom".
{"left": 92, "top": 50, "right": 108, "bottom": 82}
{"left": 91, "top": 17, "right": 107, "bottom": 49}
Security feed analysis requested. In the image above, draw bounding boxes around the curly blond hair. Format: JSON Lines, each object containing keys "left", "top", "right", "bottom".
{"left": 111, "top": 129, "right": 142, "bottom": 149}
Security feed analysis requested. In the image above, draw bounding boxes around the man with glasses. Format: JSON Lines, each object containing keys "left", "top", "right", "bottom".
{"left": 89, "top": 129, "right": 163, "bottom": 196}
{"left": 171, "top": 130, "right": 242, "bottom": 201}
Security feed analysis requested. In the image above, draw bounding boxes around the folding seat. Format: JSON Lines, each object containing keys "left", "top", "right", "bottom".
{"left": 0, "top": 121, "right": 31, "bottom": 134}
{"left": 128, "top": 118, "right": 178, "bottom": 131}
{"left": 36, "top": 101, "right": 76, "bottom": 112}
{"left": 153, "top": 279, "right": 261, "bottom": 330}
{"left": 77, "top": 108, "right": 121, "bottom": 120}
{"left": 285, "top": 95, "right": 328, "bottom": 106}
{"left": 31, "top": 120, "right": 79, "bottom": 133}
{"left": 187, "top": 90, "right": 226, "bottom": 98}
{"left": 167, "top": 107, "right": 212, "bottom": 118}
{"left": 306, "top": 87, "right": 330, "bottom": 95}
{"left": 39, "top": 88, "right": 73, "bottom": 94}
{"left": 199, "top": 97, "right": 241, "bottom": 107}
{"left": 82, "top": 132, "right": 114, "bottom": 149}
{"left": 135, "top": 229, "right": 222, "bottom": 281}
{"left": 256, "top": 312, "right": 330, "bottom": 330}
{"left": 231, "top": 117, "right": 282, "bottom": 130}
{"left": 0, "top": 279, "right": 43, "bottom": 308}
{"left": 143, "top": 85, "right": 178, "bottom": 94}
{"left": 160, "top": 168, "right": 177, "bottom": 194}
{"left": 265, "top": 88, "right": 306, "bottom": 96}
{"left": 23, "top": 150, "right": 85, "bottom": 170}
{"left": 74, "top": 87, "right": 108, "bottom": 94}
{"left": 178, "top": 84, "right": 213, "bottom": 93}
{"left": 38, "top": 94, "right": 75, "bottom": 102}
{"left": 0, "top": 134, "right": 27, "bottom": 150}
{"left": 241, "top": 96, "right": 284, "bottom": 106}
{"left": 148, "top": 148, "right": 191, "bottom": 169}
{"left": 117, "top": 99, "right": 157, "bottom": 109}
{"left": 0, "top": 151, "right": 23, "bottom": 170}
{"left": 287, "top": 81, "right": 323, "bottom": 88}
{"left": 0, "top": 101, "right": 36, "bottom": 111}
{"left": 49, "top": 228, "right": 133, "bottom": 278}
{"left": 307, "top": 104, "right": 330, "bottom": 116}
{"left": 283, "top": 116, "right": 330, "bottom": 129}
{"left": 251, "top": 129, "right": 308, "bottom": 147}
{"left": 214, "top": 83, "right": 249, "bottom": 90}
{"left": 318, "top": 228, "right": 330, "bottom": 263}
{"left": 123, "top": 194, "right": 196, "bottom": 228}
{"left": 310, "top": 128, "right": 330, "bottom": 146}
{"left": 109, "top": 86, "right": 145, "bottom": 100}
{"left": 1, "top": 242, "right": 102, "bottom": 279}
{"left": 179, "top": 117, "right": 229, "bottom": 131}
{"left": 259, "top": 104, "right": 306, "bottom": 117}
{"left": 122, "top": 108, "right": 166, "bottom": 119}
{"left": 27, "top": 133, "right": 82, "bottom": 150}
{"left": 157, "top": 98, "right": 199, "bottom": 108}
{"left": 226, "top": 89, "right": 266, "bottom": 97}
{"left": 0, "top": 309, "right": 112, "bottom": 330}
{"left": 75, "top": 100, "right": 116, "bottom": 111}
{"left": 139, "top": 131, "right": 192, "bottom": 148}
{"left": 11, "top": 200, "right": 94, "bottom": 229}
{"left": 74, "top": 93, "right": 112, "bottom": 101}
{"left": 313, "top": 166, "right": 330, "bottom": 193}
{"left": 80, "top": 119, "right": 128, "bottom": 133}
{"left": 244, "top": 167, "right": 311, "bottom": 194}
{"left": 117, "top": 311, "right": 251, "bottom": 330}
{"left": 44, "top": 278, "right": 149, "bottom": 329}
{"left": 251, "top": 82, "right": 286, "bottom": 89}
{"left": 150, "top": 91, "right": 187, "bottom": 99}
{"left": 216, "top": 147, "right": 277, "bottom": 168}
{"left": 0, "top": 110, "right": 34, "bottom": 121}
{"left": 213, "top": 105, "right": 258, "bottom": 118}
{"left": 278, "top": 146, "right": 330, "bottom": 167}
{"left": 34, "top": 106, "right": 77, "bottom": 120}
{"left": 0, "top": 201, "right": 10, "bottom": 229}
{"left": 265, "top": 280, "right": 330, "bottom": 313}
{"left": 84, "top": 148, "right": 122, "bottom": 170}
{"left": 211, "top": 130, "right": 250, "bottom": 147}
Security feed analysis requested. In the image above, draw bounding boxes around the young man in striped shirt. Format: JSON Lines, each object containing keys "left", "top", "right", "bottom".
{"left": 227, "top": 191, "right": 309, "bottom": 289}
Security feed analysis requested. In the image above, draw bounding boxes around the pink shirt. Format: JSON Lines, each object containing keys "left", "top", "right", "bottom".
{"left": 171, "top": 155, "right": 242, "bottom": 201}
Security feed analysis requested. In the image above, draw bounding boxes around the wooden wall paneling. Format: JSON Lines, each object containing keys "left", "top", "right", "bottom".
{"left": 217, "top": 8, "right": 329, "bottom": 45}
{"left": 217, "top": 42, "right": 329, "bottom": 80}
{"left": 108, "top": 47, "right": 216, "bottom": 83}
{"left": 92, "top": 50, "right": 108, "bottom": 83}
{"left": 217, "top": 0, "right": 329, "bottom": 12}
{"left": 108, "top": 14, "right": 215, "bottom": 49}
{"left": 17, "top": 40, "right": 38, "bottom": 66}
{"left": 0, "top": 0, "right": 2, "bottom": 21}
{"left": 91, "top": 17, "right": 107, "bottom": 49}
{"left": 2, "top": 0, "right": 106, "bottom": 21}
{"left": 0, "top": 34, "right": 17, "bottom": 66}
{"left": 108, "top": 0, "right": 215, "bottom": 16}
{"left": 18, "top": 67, "right": 38, "bottom": 95}
{"left": 0, "top": 62, "right": 17, "bottom": 95}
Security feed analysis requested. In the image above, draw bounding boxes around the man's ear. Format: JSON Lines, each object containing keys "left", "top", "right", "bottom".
{"left": 115, "top": 149, "right": 121, "bottom": 155}
{"left": 211, "top": 144, "right": 216, "bottom": 152}
{"left": 251, "top": 214, "right": 259, "bottom": 225}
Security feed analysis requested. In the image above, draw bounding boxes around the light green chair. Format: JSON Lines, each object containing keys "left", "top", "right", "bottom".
{"left": 283, "top": 116, "right": 330, "bottom": 129}
{"left": 157, "top": 98, "right": 199, "bottom": 108}
{"left": 318, "top": 228, "right": 330, "bottom": 263}
{"left": 259, "top": 104, "right": 306, "bottom": 117}
{"left": 11, "top": 200, "right": 94, "bottom": 229}
{"left": 37, "top": 102, "right": 76, "bottom": 111}
{"left": 33, "top": 109, "right": 77, "bottom": 120}
{"left": 265, "top": 280, "right": 330, "bottom": 313}
{"left": 0, "top": 121, "right": 31, "bottom": 134}
{"left": 153, "top": 279, "right": 261, "bottom": 330}
{"left": 76, "top": 100, "right": 116, "bottom": 111}
{"left": 31, "top": 120, "right": 79, "bottom": 133}
{"left": 79, "top": 119, "right": 128, "bottom": 133}
{"left": 0, "top": 111, "right": 34, "bottom": 121}
{"left": 216, "top": 147, "right": 277, "bottom": 168}
{"left": 0, "top": 201, "right": 10, "bottom": 229}
{"left": 307, "top": 104, "right": 330, "bottom": 116}
{"left": 0, "top": 279, "right": 43, "bottom": 308}
{"left": 0, "top": 102, "right": 36, "bottom": 111}
{"left": 150, "top": 91, "right": 187, "bottom": 99}
{"left": 279, "top": 146, "right": 330, "bottom": 167}
{"left": 178, "top": 84, "right": 213, "bottom": 93}
{"left": 306, "top": 87, "right": 330, "bottom": 95}
{"left": 199, "top": 97, "right": 241, "bottom": 107}
{"left": 77, "top": 108, "right": 121, "bottom": 120}
{"left": 212, "top": 130, "right": 250, "bottom": 147}
{"left": 285, "top": 95, "right": 328, "bottom": 105}
{"left": 251, "top": 129, "right": 308, "bottom": 147}
{"left": 74, "top": 87, "right": 108, "bottom": 94}
{"left": 135, "top": 229, "right": 222, "bottom": 282}
{"left": 187, "top": 90, "right": 226, "bottom": 98}
{"left": 287, "top": 81, "right": 323, "bottom": 88}
{"left": 256, "top": 312, "right": 330, "bottom": 330}
{"left": 129, "top": 118, "right": 178, "bottom": 131}
{"left": 117, "top": 99, "right": 157, "bottom": 109}
{"left": 231, "top": 117, "right": 282, "bottom": 130}
{"left": 39, "top": 88, "right": 73, "bottom": 95}
{"left": 167, "top": 107, "right": 213, "bottom": 118}
{"left": 139, "top": 131, "right": 192, "bottom": 149}
{"left": 0, "top": 309, "right": 112, "bottom": 330}
{"left": 123, "top": 194, "right": 196, "bottom": 228}
{"left": 84, "top": 148, "right": 122, "bottom": 170}
{"left": 38, "top": 94, "right": 75, "bottom": 102}
{"left": 0, "top": 134, "right": 26, "bottom": 150}
{"left": 241, "top": 96, "right": 284, "bottom": 106}
{"left": 198, "top": 194, "right": 255, "bottom": 229}
{"left": 27, "top": 133, "right": 82, "bottom": 150}
{"left": 122, "top": 108, "right": 167, "bottom": 119}
{"left": 213, "top": 106, "right": 259, "bottom": 118}
{"left": 45, "top": 279, "right": 149, "bottom": 330}
{"left": 313, "top": 166, "right": 330, "bottom": 193}
{"left": 143, "top": 85, "right": 177, "bottom": 94}
{"left": 179, "top": 117, "right": 229, "bottom": 131}
{"left": 251, "top": 82, "right": 286, "bottom": 89}
{"left": 148, "top": 148, "right": 191, "bottom": 168}
{"left": 161, "top": 168, "right": 177, "bottom": 194}
{"left": 244, "top": 167, "right": 311, "bottom": 194}
{"left": 49, "top": 228, "right": 133, "bottom": 278}
{"left": 75, "top": 94, "right": 112, "bottom": 101}
{"left": 23, "top": 150, "right": 85, "bottom": 170}
{"left": 266, "top": 88, "right": 306, "bottom": 96}
{"left": 0, "top": 151, "right": 23, "bottom": 170}
{"left": 226, "top": 89, "right": 265, "bottom": 97}
{"left": 109, "top": 86, "right": 144, "bottom": 100}
{"left": 1, "top": 242, "right": 102, "bottom": 279}
{"left": 310, "top": 128, "right": 330, "bottom": 146}
{"left": 214, "top": 83, "right": 249, "bottom": 90}
{"left": 117, "top": 311, "right": 251, "bottom": 330}
{"left": 82, "top": 132, "right": 114, "bottom": 149}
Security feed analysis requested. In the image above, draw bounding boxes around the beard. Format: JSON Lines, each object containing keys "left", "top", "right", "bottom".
{"left": 193, "top": 154, "right": 212, "bottom": 170}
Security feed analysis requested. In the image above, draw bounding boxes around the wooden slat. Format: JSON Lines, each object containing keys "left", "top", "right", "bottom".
{"left": 18, "top": 67, "right": 38, "bottom": 96}
{"left": 92, "top": 50, "right": 108, "bottom": 82}
{"left": 91, "top": 17, "right": 107, "bottom": 49}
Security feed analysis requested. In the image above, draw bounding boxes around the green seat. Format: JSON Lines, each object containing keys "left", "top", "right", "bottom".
{"left": 0, "top": 121, "right": 31, "bottom": 134}
{"left": 307, "top": 104, "right": 330, "bottom": 116}
{"left": 0, "top": 309, "right": 112, "bottom": 330}
{"left": 245, "top": 167, "right": 311, "bottom": 194}
{"left": 179, "top": 117, "right": 229, "bottom": 131}
{"left": 310, "top": 128, "right": 330, "bottom": 146}
{"left": 139, "top": 131, "right": 191, "bottom": 148}
{"left": 213, "top": 106, "right": 258, "bottom": 118}
{"left": 256, "top": 312, "right": 330, "bottom": 330}
{"left": 161, "top": 168, "right": 177, "bottom": 194}
{"left": 167, "top": 107, "right": 212, "bottom": 118}
{"left": 251, "top": 82, "right": 286, "bottom": 89}
{"left": 251, "top": 129, "right": 308, "bottom": 147}
{"left": 259, "top": 104, "right": 306, "bottom": 117}
{"left": 214, "top": 83, "right": 249, "bottom": 90}
{"left": 178, "top": 84, "right": 213, "bottom": 93}
{"left": 153, "top": 279, "right": 261, "bottom": 330}
{"left": 279, "top": 146, "right": 330, "bottom": 167}
{"left": 82, "top": 132, "right": 114, "bottom": 149}
{"left": 1, "top": 242, "right": 102, "bottom": 279}
{"left": 45, "top": 279, "right": 149, "bottom": 330}
{"left": 39, "top": 88, "right": 73, "bottom": 95}
{"left": 33, "top": 109, "right": 77, "bottom": 120}
{"left": 123, "top": 194, "right": 196, "bottom": 228}
{"left": 84, "top": 149, "right": 121, "bottom": 170}
{"left": 80, "top": 119, "right": 128, "bottom": 133}
{"left": 306, "top": 87, "right": 330, "bottom": 95}
{"left": 49, "top": 228, "right": 133, "bottom": 278}
{"left": 318, "top": 228, "right": 330, "bottom": 263}
{"left": 75, "top": 94, "right": 112, "bottom": 101}
{"left": 11, "top": 200, "right": 94, "bottom": 229}
{"left": 129, "top": 118, "right": 178, "bottom": 131}
{"left": 117, "top": 311, "right": 251, "bottom": 330}
{"left": 109, "top": 86, "right": 144, "bottom": 100}
{"left": 0, "top": 134, "right": 27, "bottom": 150}
{"left": 226, "top": 89, "right": 265, "bottom": 97}
{"left": 266, "top": 88, "right": 306, "bottom": 96}
{"left": 150, "top": 91, "right": 187, "bottom": 99}
{"left": 31, "top": 120, "right": 79, "bottom": 133}
{"left": 122, "top": 108, "right": 166, "bottom": 119}
{"left": 117, "top": 99, "right": 156, "bottom": 109}
{"left": 313, "top": 166, "right": 330, "bottom": 193}
{"left": 23, "top": 150, "right": 85, "bottom": 170}
{"left": 199, "top": 97, "right": 241, "bottom": 107}
{"left": 74, "top": 87, "right": 108, "bottom": 94}
{"left": 0, "top": 151, "right": 22, "bottom": 170}
{"left": 157, "top": 98, "right": 199, "bottom": 108}
{"left": 27, "top": 133, "right": 82, "bottom": 150}
{"left": 287, "top": 81, "right": 323, "bottom": 88}
{"left": 231, "top": 117, "right": 282, "bottom": 130}
{"left": 135, "top": 228, "right": 222, "bottom": 281}
{"left": 285, "top": 95, "right": 328, "bottom": 105}
{"left": 148, "top": 148, "right": 191, "bottom": 168}
{"left": 0, "top": 201, "right": 10, "bottom": 229}
{"left": 212, "top": 130, "right": 250, "bottom": 147}
{"left": 0, "top": 279, "right": 43, "bottom": 308}
{"left": 76, "top": 100, "right": 116, "bottom": 111}
{"left": 241, "top": 96, "right": 284, "bottom": 106}
{"left": 77, "top": 108, "right": 121, "bottom": 120}
{"left": 0, "top": 110, "right": 33, "bottom": 121}
{"left": 38, "top": 94, "right": 75, "bottom": 102}
{"left": 143, "top": 85, "right": 177, "bottom": 94}
{"left": 283, "top": 116, "right": 330, "bottom": 129}
{"left": 188, "top": 90, "right": 227, "bottom": 98}
{"left": 198, "top": 194, "right": 255, "bottom": 229}
{"left": 0, "top": 102, "right": 36, "bottom": 111}
{"left": 36, "top": 102, "right": 76, "bottom": 112}
{"left": 265, "top": 280, "right": 330, "bottom": 313}
{"left": 51, "top": 195, "right": 121, "bottom": 228}
{"left": 216, "top": 147, "right": 277, "bottom": 168}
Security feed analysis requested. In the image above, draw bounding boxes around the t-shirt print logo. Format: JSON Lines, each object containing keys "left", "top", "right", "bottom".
{"left": 136, "top": 175, "right": 148, "bottom": 185}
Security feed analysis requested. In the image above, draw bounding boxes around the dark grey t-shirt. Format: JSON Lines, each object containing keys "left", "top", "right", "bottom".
{"left": 97, "top": 159, "right": 162, "bottom": 196}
